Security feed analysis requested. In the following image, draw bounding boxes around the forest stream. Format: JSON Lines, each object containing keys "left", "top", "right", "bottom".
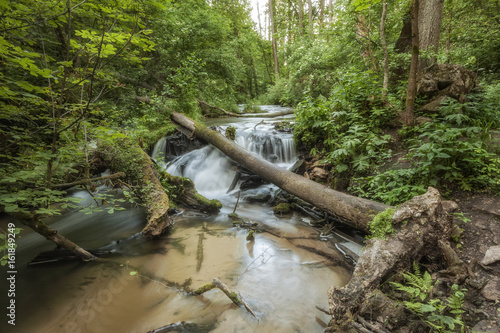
{"left": 1, "top": 106, "right": 358, "bottom": 333}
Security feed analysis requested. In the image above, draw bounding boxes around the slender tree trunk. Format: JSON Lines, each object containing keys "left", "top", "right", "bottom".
{"left": 329, "top": 0, "right": 333, "bottom": 22}
{"left": 446, "top": 1, "right": 453, "bottom": 63}
{"left": 308, "top": 0, "right": 313, "bottom": 37}
{"left": 298, "top": 0, "right": 304, "bottom": 35}
{"left": 257, "top": 0, "right": 263, "bottom": 37}
{"left": 380, "top": 0, "right": 389, "bottom": 99}
{"left": 171, "top": 112, "right": 389, "bottom": 232}
{"left": 252, "top": 59, "right": 259, "bottom": 96}
{"left": 269, "top": 0, "right": 280, "bottom": 78}
{"left": 418, "top": 0, "right": 444, "bottom": 69}
{"left": 319, "top": 0, "right": 325, "bottom": 31}
{"left": 402, "top": 0, "right": 419, "bottom": 126}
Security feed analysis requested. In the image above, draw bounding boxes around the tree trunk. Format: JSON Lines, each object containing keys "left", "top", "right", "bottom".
{"left": 327, "top": 188, "right": 460, "bottom": 331}
{"left": 135, "top": 149, "right": 173, "bottom": 238}
{"left": 418, "top": 0, "right": 444, "bottom": 69}
{"left": 269, "top": 0, "right": 280, "bottom": 78}
{"left": 329, "top": 0, "right": 333, "bottom": 23}
{"left": 402, "top": 0, "right": 419, "bottom": 126}
{"left": 319, "top": 0, "right": 325, "bottom": 31}
{"left": 298, "top": 0, "right": 304, "bottom": 35}
{"left": 308, "top": 0, "right": 313, "bottom": 37}
{"left": 380, "top": 0, "right": 389, "bottom": 99}
{"left": 257, "top": 0, "right": 263, "bottom": 37}
{"left": 171, "top": 112, "right": 389, "bottom": 233}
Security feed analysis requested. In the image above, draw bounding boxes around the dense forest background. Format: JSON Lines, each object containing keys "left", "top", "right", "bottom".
{"left": 1, "top": 0, "right": 499, "bottom": 255}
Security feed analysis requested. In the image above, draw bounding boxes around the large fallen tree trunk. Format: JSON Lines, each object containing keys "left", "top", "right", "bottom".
{"left": 171, "top": 112, "right": 388, "bottom": 232}
{"left": 326, "top": 187, "right": 461, "bottom": 331}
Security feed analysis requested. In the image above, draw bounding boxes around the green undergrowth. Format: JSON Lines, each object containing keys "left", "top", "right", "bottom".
{"left": 294, "top": 69, "right": 396, "bottom": 184}
{"left": 352, "top": 91, "right": 500, "bottom": 204}
{"left": 294, "top": 68, "right": 500, "bottom": 205}
{"left": 389, "top": 263, "right": 467, "bottom": 332}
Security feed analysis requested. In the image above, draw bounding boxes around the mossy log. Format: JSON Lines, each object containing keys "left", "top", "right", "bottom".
{"left": 96, "top": 142, "right": 172, "bottom": 239}
{"left": 135, "top": 148, "right": 172, "bottom": 238}
{"left": 171, "top": 112, "right": 388, "bottom": 232}
{"left": 159, "top": 171, "right": 222, "bottom": 213}
{"left": 326, "top": 187, "right": 462, "bottom": 331}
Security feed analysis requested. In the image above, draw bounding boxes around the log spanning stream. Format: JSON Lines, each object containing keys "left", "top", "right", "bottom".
{"left": 2, "top": 106, "right": 359, "bottom": 333}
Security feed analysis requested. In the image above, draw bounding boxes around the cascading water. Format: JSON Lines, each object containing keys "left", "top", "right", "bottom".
{"left": 159, "top": 115, "right": 296, "bottom": 202}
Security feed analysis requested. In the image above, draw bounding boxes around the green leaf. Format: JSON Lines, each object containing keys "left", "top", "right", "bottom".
{"left": 421, "top": 304, "right": 436, "bottom": 312}
{"left": 336, "top": 164, "right": 348, "bottom": 173}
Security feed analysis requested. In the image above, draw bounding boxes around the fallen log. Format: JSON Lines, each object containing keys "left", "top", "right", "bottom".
{"left": 96, "top": 142, "right": 172, "bottom": 239}
{"left": 197, "top": 99, "right": 294, "bottom": 118}
{"left": 158, "top": 171, "right": 222, "bottom": 213}
{"left": 237, "top": 109, "right": 294, "bottom": 118}
{"left": 326, "top": 187, "right": 461, "bottom": 331}
{"left": 12, "top": 212, "right": 97, "bottom": 261}
{"left": 171, "top": 112, "right": 389, "bottom": 232}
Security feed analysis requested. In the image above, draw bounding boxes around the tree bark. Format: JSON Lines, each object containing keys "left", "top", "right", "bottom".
{"left": 402, "top": 0, "right": 419, "bottom": 126}
{"left": 319, "top": 0, "right": 325, "bottom": 31}
{"left": 298, "top": 0, "right": 304, "bottom": 35}
{"left": 171, "top": 112, "right": 389, "bottom": 233}
{"left": 327, "top": 188, "right": 460, "bottom": 331}
{"left": 269, "top": 0, "right": 280, "bottom": 78}
{"left": 418, "top": 0, "right": 444, "bottom": 69}
{"left": 308, "top": 0, "right": 313, "bottom": 37}
{"left": 380, "top": 0, "right": 389, "bottom": 99}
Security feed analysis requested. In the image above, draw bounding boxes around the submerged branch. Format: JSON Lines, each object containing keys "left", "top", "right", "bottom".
{"left": 193, "top": 278, "right": 257, "bottom": 318}
{"left": 13, "top": 212, "right": 96, "bottom": 261}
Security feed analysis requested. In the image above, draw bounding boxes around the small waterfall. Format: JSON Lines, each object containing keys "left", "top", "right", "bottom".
{"left": 155, "top": 115, "right": 297, "bottom": 198}
{"left": 166, "top": 146, "right": 236, "bottom": 197}
{"left": 235, "top": 132, "right": 296, "bottom": 164}
{"left": 152, "top": 131, "right": 199, "bottom": 163}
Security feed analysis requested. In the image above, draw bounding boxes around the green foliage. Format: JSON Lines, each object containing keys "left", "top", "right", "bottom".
{"left": 352, "top": 82, "right": 500, "bottom": 205}
{"left": 391, "top": 264, "right": 467, "bottom": 332}
{"left": 352, "top": 168, "right": 428, "bottom": 205}
{"left": 368, "top": 208, "right": 396, "bottom": 239}
{"left": 294, "top": 68, "right": 396, "bottom": 180}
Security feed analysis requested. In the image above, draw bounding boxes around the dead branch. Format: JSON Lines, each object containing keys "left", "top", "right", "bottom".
{"left": 46, "top": 172, "right": 125, "bottom": 190}
{"left": 193, "top": 278, "right": 257, "bottom": 318}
